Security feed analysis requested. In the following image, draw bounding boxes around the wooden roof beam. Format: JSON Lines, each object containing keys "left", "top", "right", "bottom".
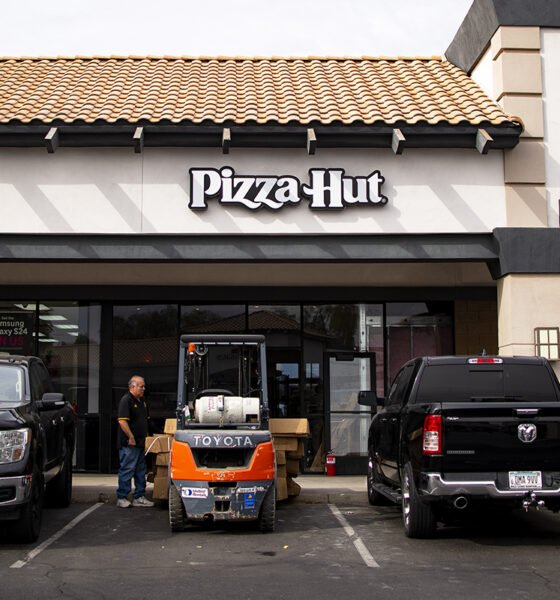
{"left": 45, "top": 127, "right": 59, "bottom": 153}
{"left": 222, "top": 128, "right": 231, "bottom": 154}
{"left": 133, "top": 127, "right": 144, "bottom": 153}
{"left": 476, "top": 128, "right": 493, "bottom": 154}
{"left": 307, "top": 128, "right": 317, "bottom": 155}
{"left": 392, "top": 128, "right": 405, "bottom": 155}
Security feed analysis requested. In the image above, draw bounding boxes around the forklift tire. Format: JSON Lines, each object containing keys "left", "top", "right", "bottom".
{"left": 169, "top": 484, "right": 187, "bottom": 532}
{"left": 258, "top": 486, "right": 276, "bottom": 533}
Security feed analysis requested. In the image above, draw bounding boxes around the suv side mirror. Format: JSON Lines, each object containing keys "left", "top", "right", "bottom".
{"left": 36, "top": 392, "right": 65, "bottom": 410}
{"left": 358, "top": 390, "right": 379, "bottom": 407}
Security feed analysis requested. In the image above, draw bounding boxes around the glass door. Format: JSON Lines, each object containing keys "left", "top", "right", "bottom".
{"left": 325, "top": 351, "right": 376, "bottom": 475}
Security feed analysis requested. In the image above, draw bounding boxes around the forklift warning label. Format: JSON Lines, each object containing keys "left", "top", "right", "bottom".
{"left": 181, "top": 487, "right": 209, "bottom": 499}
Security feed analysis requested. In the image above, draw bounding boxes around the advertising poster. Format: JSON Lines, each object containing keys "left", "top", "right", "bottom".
{"left": 0, "top": 313, "right": 35, "bottom": 355}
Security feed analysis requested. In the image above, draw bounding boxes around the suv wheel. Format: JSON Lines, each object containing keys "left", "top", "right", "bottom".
{"left": 367, "top": 450, "right": 391, "bottom": 506}
{"left": 45, "top": 441, "right": 73, "bottom": 508}
{"left": 401, "top": 462, "right": 436, "bottom": 539}
{"left": 10, "top": 464, "right": 44, "bottom": 543}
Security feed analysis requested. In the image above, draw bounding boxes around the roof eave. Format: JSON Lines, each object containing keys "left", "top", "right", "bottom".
{"left": 0, "top": 122, "right": 522, "bottom": 152}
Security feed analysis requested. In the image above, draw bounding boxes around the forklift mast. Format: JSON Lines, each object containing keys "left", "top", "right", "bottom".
{"left": 176, "top": 334, "right": 269, "bottom": 431}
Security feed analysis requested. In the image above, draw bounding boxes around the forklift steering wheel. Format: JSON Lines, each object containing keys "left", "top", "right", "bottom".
{"left": 194, "top": 389, "right": 234, "bottom": 399}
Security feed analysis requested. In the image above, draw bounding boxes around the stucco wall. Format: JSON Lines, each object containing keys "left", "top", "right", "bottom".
{"left": 542, "top": 28, "right": 560, "bottom": 227}
{"left": 0, "top": 147, "right": 506, "bottom": 235}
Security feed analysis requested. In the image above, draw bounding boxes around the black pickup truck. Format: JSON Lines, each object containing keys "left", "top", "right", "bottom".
{"left": 360, "top": 355, "right": 560, "bottom": 538}
{"left": 0, "top": 355, "right": 75, "bottom": 542}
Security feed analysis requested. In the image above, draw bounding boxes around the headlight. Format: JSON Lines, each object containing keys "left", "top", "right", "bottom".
{"left": 0, "top": 428, "right": 30, "bottom": 464}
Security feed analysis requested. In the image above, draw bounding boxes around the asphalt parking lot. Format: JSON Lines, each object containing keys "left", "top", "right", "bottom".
{"left": 2, "top": 495, "right": 560, "bottom": 600}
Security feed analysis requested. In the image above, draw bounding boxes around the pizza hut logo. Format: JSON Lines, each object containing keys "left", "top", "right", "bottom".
{"left": 518, "top": 423, "right": 537, "bottom": 443}
{"left": 189, "top": 166, "right": 388, "bottom": 211}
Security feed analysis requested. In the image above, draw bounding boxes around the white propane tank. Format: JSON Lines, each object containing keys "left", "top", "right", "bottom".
{"left": 194, "top": 395, "right": 260, "bottom": 424}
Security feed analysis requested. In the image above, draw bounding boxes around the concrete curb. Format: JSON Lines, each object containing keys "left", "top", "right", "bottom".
{"left": 70, "top": 474, "right": 368, "bottom": 506}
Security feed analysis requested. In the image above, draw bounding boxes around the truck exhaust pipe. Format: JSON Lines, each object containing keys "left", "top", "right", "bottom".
{"left": 453, "top": 496, "right": 468, "bottom": 510}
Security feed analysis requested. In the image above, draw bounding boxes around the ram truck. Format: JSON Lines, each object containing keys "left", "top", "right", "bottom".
{"left": 360, "top": 356, "right": 560, "bottom": 538}
{"left": 0, "top": 355, "right": 75, "bottom": 543}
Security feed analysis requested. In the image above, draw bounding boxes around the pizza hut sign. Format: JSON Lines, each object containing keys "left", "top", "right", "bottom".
{"left": 189, "top": 167, "right": 388, "bottom": 211}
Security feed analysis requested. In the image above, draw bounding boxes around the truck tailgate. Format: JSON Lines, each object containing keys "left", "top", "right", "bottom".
{"left": 441, "top": 402, "right": 560, "bottom": 471}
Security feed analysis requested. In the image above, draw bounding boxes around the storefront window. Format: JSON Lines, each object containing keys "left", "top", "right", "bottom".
{"left": 180, "top": 305, "right": 246, "bottom": 333}
{"left": 0, "top": 301, "right": 37, "bottom": 355}
{"left": 36, "top": 302, "right": 101, "bottom": 471}
{"left": 112, "top": 304, "right": 179, "bottom": 469}
{"left": 386, "top": 302, "right": 454, "bottom": 385}
{"left": 249, "top": 305, "right": 301, "bottom": 420}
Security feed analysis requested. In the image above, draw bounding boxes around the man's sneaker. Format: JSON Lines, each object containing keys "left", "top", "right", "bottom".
{"left": 132, "top": 496, "right": 154, "bottom": 507}
{"left": 117, "top": 498, "right": 131, "bottom": 508}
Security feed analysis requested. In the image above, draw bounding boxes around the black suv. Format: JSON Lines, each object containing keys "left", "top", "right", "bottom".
{"left": 360, "top": 355, "right": 560, "bottom": 538}
{"left": 0, "top": 355, "right": 75, "bottom": 542}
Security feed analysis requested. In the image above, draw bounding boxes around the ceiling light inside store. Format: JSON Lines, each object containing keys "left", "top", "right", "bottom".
{"left": 39, "top": 339, "right": 58, "bottom": 343}
{"left": 14, "top": 303, "right": 50, "bottom": 311}
{"left": 68, "top": 332, "right": 79, "bottom": 337}
{"left": 39, "top": 315, "right": 67, "bottom": 321}
{"left": 54, "top": 324, "right": 79, "bottom": 330}
{"left": 32, "top": 332, "right": 45, "bottom": 337}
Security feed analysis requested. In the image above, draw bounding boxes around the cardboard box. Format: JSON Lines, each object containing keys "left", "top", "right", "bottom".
{"left": 144, "top": 434, "right": 172, "bottom": 454}
{"left": 269, "top": 418, "right": 310, "bottom": 437}
{"left": 286, "top": 458, "right": 300, "bottom": 477}
{"left": 153, "top": 476, "right": 169, "bottom": 501}
{"left": 285, "top": 439, "right": 305, "bottom": 460}
{"left": 276, "top": 476, "right": 288, "bottom": 502}
{"left": 155, "top": 452, "right": 170, "bottom": 466}
{"left": 164, "top": 418, "right": 177, "bottom": 435}
{"left": 287, "top": 478, "right": 301, "bottom": 497}
{"left": 275, "top": 450, "right": 286, "bottom": 465}
{"left": 277, "top": 464, "right": 287, "bottom": 479}
{"left": 272, "top": 437, "right": 298, "bottom": 452}
{"left": 156, "top": 465, "right": 169, "bottom": 478}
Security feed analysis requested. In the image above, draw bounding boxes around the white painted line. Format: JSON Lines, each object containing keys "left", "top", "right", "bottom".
{"left": 10, "top": 502, "right": 104, "bottom": 569}
{"left": 328, "top": 503, "right": 380, "bottom": 568}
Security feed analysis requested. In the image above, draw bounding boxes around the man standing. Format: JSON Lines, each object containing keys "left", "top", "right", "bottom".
{"left": 116, "top": 375, "right": 154, "bottom": 508}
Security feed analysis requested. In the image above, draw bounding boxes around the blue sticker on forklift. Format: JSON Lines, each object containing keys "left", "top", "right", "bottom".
{"left": 244, "top": 493, "right": 255, "bottom": 509}
{"left": 181, "top": 487, "right": 209, "bottom": 499}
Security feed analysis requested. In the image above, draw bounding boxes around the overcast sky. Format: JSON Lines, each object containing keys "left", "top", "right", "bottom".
{"left": 1, "top": 0, "right": 473, "bottom": 58}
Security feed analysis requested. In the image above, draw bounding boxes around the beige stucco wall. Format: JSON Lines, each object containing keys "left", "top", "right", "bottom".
{"left": 498, "top": 274, "right": 560, "bottom": 378}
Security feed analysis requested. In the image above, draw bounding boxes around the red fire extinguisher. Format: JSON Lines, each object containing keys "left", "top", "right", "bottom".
{"left": 325, "top": 450, "right": 336, "bottom": 476}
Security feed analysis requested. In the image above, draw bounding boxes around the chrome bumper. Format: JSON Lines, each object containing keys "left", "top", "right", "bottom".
{"left": 0, "top": 475, "right": 33, "bottom": 507}
{"left": 420, "top": 473, "right": 560, "bottom": 499}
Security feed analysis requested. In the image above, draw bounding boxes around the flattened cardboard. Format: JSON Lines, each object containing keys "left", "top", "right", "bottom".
{"left": 276, "top": 476, "right": 288, "bottom": 502}
{"left": 153, "top": 476, "right": 169, "bottom": 501}
{"left": 285, "top": 439, "right": 305, "bottom": 460}
{"left": 272, "top": 437, "right": 298, "bottom": 452}
{"left": 164, "top": 418, "right": 177, "bottom": 434}
{"left": 155, "top": 452, "right": 170, "bottom": 466}
{"left": 286, "top": 458, "right": 300, "bottom": 477}
{"left": 269, "top": 418, "right": 310, "bottom": 436}
{"left": 275, "top": 450, "right": 286, "bottom": 465}
{"left": 144, "top": 434, "right": 172, "bottom": 454}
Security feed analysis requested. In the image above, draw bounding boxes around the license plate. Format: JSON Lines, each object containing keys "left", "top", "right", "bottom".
{"left": 508, "top": 471, "right": 542, "bottom": 489}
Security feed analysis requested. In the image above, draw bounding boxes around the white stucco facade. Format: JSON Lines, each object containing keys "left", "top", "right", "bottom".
{"left": 542, "top": 28, "right": 560, "bottom": 227}
{"left": 0, "top": 147, "right": 506, "bottom": 235}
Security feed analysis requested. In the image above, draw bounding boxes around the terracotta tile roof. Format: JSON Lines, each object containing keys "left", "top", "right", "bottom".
{"left": 0, "top": 56, "right": 517, "bottom": 127}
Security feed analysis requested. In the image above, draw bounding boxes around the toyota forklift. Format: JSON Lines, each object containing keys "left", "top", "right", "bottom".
{"left": 168, "top": 334, "right": 276, "bottom": 532}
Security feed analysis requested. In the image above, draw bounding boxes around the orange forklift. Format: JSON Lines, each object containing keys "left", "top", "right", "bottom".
{"left": 168, "top": 334, "right": 276, "bottom": 532}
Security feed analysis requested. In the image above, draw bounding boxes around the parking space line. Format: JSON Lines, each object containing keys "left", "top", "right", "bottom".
{"left": 328, "top": 504, "right": 380, "bottom": 568}
{"left": 10, "top": 503, "right": 104, "bottom": 569}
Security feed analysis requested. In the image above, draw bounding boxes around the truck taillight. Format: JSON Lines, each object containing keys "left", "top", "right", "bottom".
{"left": 422, "top": 415, "right": 442, "bottom": 455}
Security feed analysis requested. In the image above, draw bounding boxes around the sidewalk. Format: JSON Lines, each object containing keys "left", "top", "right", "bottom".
{"left": 72, "top": 473, "right": 368, "bottom": 506}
